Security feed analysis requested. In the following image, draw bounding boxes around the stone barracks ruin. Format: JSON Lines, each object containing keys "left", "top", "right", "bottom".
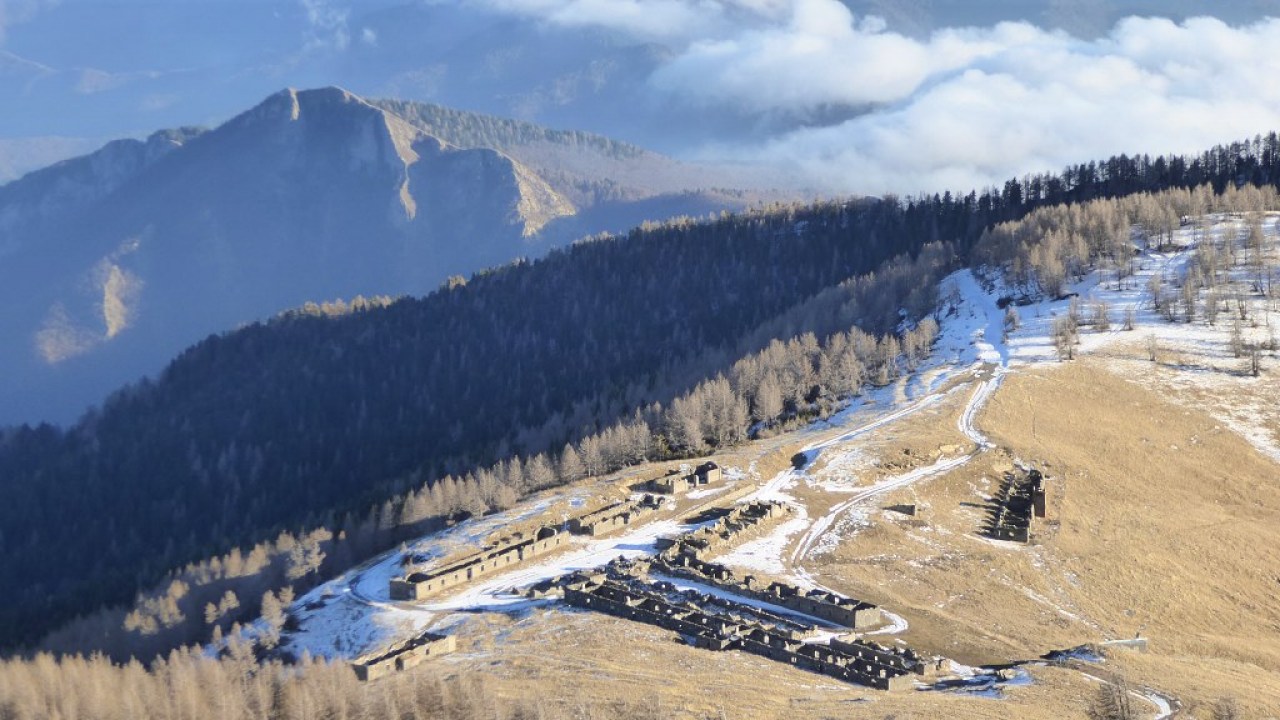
{"left": 376, "top": 465, "right": 933, "bottom": 692}
{"left": 982, "top": 467, "right": 1049, "bottom": 543}
{"left": 557, "top": 562, "right": 924, "bottom": 691}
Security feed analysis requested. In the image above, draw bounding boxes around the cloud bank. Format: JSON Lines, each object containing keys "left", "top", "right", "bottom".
{"left": 478, "top": 0, "right": 1280, "bottom": 195}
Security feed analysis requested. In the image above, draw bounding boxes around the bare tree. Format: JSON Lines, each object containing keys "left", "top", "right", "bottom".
{"left": 1052, "top": 317, "right": 1076, "bottom": 361}
{"left": 259, "top": 590, "right": 285, "bottom": 649}
{"left": 557, "top": 444, "right": 585, "bottom": 482}
{"left": 1094, "top": 301, "right": 1111, "bottom": 331}
{"left": 1087, "top": 677, "right": 1136, "bottom": 720}
{"left": 1181, "top": 275, "right": 1198, "bottom": 323}
{"left": 752, "top": 373, "right": 784, "bottom": 422}
{"left": 1004, "top": 305, "right": 1021, "bottom": 332}
{"left": 1068, "top": 296, "right": 1083, "bottom": 330}
{"left": 526, "top": 453, "right": 556, "bottom": 491}
{"left": 1248, "top": 217, "right": 1266, "bottom": 292}
{"left": 1212, "top": 695, "right": 1241, "bottom": 720}
{"left": 285, "top": 532, "right": 326, "bottom": 583}
{"left": 1205, "top": 290, "right": 1220, "bottom": 326}
{"left": 578, "top": 435, "right": 606, "bottom": 477}
{"left": 1148, "top": 273, "right": 1164, "bottom": 315}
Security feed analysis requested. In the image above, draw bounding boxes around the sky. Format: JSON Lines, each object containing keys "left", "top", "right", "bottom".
{"left": 4, "top": 0, "right": 1280, "bottom": 195}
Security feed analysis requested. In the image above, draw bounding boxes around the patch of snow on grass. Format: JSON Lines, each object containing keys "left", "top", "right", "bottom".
{"left": 715, "top": 513, "right": 810, "bottom": 576}
{"left": 685, "top": 485, "right": 730, "bottom": 500}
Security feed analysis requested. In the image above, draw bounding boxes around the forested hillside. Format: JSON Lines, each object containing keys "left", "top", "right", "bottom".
{"left": 5, "top": 132, "right": 1280, "bottom": 656}
{"left": 0, "top": 197, "right": 951, "bottom": 651}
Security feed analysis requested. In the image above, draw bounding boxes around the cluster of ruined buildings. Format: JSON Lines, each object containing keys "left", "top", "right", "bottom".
{"left": 554, "top": 560, "right": 924, "bottom": 691}
{"left": 351, "top": 630, "right": 456, "bottom": 681}
{"left": 373, "top": 461, "right": 932, "bottom": 692}
{"left": 521, "top": 500, "right": 902, "bottom": 690}
{"left": 983, "top": 467, "right": 1049, "bottom": 543}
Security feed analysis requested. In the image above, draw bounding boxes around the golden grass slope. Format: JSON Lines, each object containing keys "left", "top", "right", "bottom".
{"left": 427, "top": 360, "right": 1280, "bottom": 718}
{"left": 979, "top": 360, "right": 1280, "bottom": 716}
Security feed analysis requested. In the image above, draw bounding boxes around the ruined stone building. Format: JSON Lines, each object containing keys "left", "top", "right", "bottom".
{"left": 983, "top": 467, "right": 1050, "bottom": 543}
{"left": 351, "top": 631, "right": 456, "bottom": 681}
{"left": 649, "top": 461, "right": 722, "bottom": 494}
{"left": 653, "top": 553, "right": 883, "bottom": 630}
{"left": 389, "top": 526, "right": 565, "bottom": 600}
{"left": 663, "top": 500, "right": 791, "bottom": 559}
{"left": 567, "top": 495, "right": 663, "bottom": 536}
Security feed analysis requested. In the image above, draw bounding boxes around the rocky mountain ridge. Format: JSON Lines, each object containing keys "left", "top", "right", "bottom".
{"left": 0, "top": 86, "right": 771, "bottom": 425}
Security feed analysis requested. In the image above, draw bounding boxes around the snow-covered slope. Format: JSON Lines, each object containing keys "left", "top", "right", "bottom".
{"left": 987, "top": 213, "right": 1280, "bottom": 462}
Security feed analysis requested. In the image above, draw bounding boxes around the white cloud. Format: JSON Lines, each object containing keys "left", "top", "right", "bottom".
{"left": 75, "top": 68, "right": 125, "bottom": 94}
{"left": 478, "top": 0, "right": 730, "bottom": 41}
{"left": 300, "top": 0, "right": 350, "bottom": 52}
{"left": 0, "top": 0, "right": 58, "bottom": 45}
{"left": 745, "top": 15, "right": 1280, "bottom": 195}
{"left": 474, "top": 0, "right": 1280, "bottom": 195}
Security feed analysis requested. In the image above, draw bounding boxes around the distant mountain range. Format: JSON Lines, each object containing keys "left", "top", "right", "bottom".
{"left": 0, "top": 87, "right": 778, "bottom": 425}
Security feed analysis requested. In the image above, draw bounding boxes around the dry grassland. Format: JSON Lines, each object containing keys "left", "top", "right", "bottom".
{"left": 421, "top": 361, "right": 1280, "bottom": 718}
{"left": 810, "top": 361, "right": 1280, "bottom": 716}
{"left": 440, "top": 604, "right": 1093, "bottom": 720}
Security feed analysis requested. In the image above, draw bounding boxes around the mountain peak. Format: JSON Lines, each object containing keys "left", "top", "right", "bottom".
{"left": 243, "top": 86, "right": 373, "bottom": 126}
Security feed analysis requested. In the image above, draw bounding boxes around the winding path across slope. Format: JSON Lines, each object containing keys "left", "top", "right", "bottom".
{"left": 784, "top": 365, "right": 1004, "bottom": 635}
{"left": 787, "top": 272, "right": 1010, "bottom": 604}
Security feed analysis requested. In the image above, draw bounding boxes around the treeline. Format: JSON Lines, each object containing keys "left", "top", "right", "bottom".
{"left": 975, "top": 183, "right": 1280, "bottom": 297}
{"left": 7, "top": 131, "right": 1280, "bottom": 656}
{"left": 983, "top": 132, "right": 1280, "bottom": 220}
{"left": 0, "top": 648, "right": 677, "bottom": 720}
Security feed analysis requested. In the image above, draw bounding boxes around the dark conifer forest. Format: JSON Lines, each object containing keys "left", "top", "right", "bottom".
{"left": 3, "top": 133, "right": 1280, "bottom": 654}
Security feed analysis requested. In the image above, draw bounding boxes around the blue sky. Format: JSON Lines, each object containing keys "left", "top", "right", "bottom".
{"left": 5, "top": 0, "right": 1280, "bottom": 193}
